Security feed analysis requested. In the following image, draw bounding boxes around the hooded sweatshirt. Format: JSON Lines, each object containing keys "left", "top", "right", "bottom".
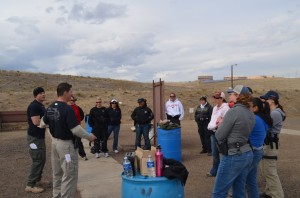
{"left": 207, "top": 103, "right": 230, "bottom": 131}
{"left": 270, "top": 108, "right": 286, "bottom": 135}
{"left": 165, "top": 98, "right": 185, "bottom": 120}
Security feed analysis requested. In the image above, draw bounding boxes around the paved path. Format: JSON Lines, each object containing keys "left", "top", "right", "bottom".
{"left": 78, "top": 141, "right": 123, "bottom": 198}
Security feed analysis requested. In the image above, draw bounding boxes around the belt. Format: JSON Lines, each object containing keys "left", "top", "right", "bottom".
{"left": 228, "top": 142, "right": 247, "bottom": 149}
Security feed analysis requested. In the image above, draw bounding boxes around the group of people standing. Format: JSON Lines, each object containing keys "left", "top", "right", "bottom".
{"left": 194, "top": 85, "right": 286, "bottom": 198}
{"left": 87, "top": 97, "right": 122, "bottom": 158}
{"left": 24, "top": 81, "right": 285, "bottom": 198}
{"left": 24, "top": 83, "right": 186, "bottom": 197}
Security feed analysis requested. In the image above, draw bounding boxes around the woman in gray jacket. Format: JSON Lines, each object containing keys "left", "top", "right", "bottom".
{"left": 212, "top": 85, "right": 255, "bottom": 198}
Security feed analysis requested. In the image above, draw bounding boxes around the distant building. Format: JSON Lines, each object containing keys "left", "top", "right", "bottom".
{"left": 198, "top": 75, "right": 213, "bottom": 82}
{"left": 224, "top": 76, "right": 247, "bottom": 81}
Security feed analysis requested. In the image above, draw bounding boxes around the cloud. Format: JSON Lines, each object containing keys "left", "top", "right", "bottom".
{"left": 69, "top": 2, "right": 126, "bottom": 24}
{"left": 6, "top": 16, "right": 40, "bottom": 36}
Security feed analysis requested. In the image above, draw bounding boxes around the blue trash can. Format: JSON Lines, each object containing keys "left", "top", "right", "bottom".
{"left": 122, "top": 173, "right": 184, "bottom": 198}
{"left": 85, "top": 114, "right": 92, "bottom": 134}
{"left": 158, "top": 127, "right": 182, "bottom": 161}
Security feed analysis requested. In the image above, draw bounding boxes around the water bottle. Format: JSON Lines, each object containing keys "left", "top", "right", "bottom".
{"left": 155, "top": 145, "right": 163, "bottom": 177}
{"left": 123, "top": 156, "right": 133, "bottom": 178}
{"left": 147, "top": 155, "right": 156, "bottom": 177}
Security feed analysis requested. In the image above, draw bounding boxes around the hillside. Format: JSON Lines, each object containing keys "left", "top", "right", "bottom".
{"left": 1, "top": 70, "right": 299, "bottom": 128}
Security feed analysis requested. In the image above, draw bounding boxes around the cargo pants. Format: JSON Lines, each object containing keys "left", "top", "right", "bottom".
{"left": 26, "top": 135, "right": 46, "bottom": 187}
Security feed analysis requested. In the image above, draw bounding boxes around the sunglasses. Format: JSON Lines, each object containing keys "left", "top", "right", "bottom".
{"left": 96, "top": 101, "right": 102, "bottom": 103}
{"left": 213, "top": 97, "right": 222, "bottom": 99}
{"left": 170, "top": 95, "right": 175, "bottom": 98}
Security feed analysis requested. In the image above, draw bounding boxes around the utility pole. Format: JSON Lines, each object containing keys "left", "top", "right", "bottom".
{"left": 231, "top": 64, "right": 237, "bottom": 88}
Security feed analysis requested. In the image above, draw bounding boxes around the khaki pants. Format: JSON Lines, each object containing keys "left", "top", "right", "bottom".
{"left": 261, "top": 145, "right": 284, "bottom": 198}
{"left": 51, "top": 138, "right": 78, "bottom": 198}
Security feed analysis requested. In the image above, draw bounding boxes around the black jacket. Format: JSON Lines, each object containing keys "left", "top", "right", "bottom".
{"left": 194, "top": 102, "right": 213, "bottom": 124}
{"left": 107, "top": 107, "right": 122, "bottom": 125}
{"left": 131, "top": 105, "right": 154, "bottom": 125}
{"left": 88, "top": 107, "right": 109, "bottom": 128}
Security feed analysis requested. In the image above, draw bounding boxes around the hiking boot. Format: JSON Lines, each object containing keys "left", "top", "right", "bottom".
{"left": 260, "top": 193, "right": 272, "bottom": 198}
{"left": 25, "top": 186, "right": 44, "bottom": 193}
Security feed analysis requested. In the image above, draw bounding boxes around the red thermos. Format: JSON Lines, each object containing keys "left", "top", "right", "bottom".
{"left": 155, "top": 145, "right": 163, "bottom": 177}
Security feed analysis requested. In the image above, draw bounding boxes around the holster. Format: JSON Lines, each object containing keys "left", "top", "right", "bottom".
{"left": 216, "top": 139, "right": 228, "bottom": 155}
{"left": 264, "top": 133, "right": 279, "bottom": 149}
{"left": 72, "top": 136, "right": 79, "bottom": 149}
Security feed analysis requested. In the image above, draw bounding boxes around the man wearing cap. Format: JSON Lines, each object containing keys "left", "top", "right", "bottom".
{"left": 260, "top": 90, "right": 285, "bottom": 198}
{"left": 194, "top": 96, "right": 213, "bottom": 155}
{"left": 165, "top": 93, "right": 184, "bottom": 125}
{"left": 25, "top": 87, "right": 48, "bottom": 193}
{"left": 131, "top": 98, "right": 154, "bottom": 150}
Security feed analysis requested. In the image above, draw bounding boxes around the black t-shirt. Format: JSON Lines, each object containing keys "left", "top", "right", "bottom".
{"left": 43, "top": 101, "right": 78, "bottom": 140}
{"left": 27, "top": 100, "right": 46, "bottom": 139}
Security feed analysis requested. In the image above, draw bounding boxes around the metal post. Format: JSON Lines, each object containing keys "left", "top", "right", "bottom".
{"left": 231, "top": 64, "right": 237, "bottom": 88}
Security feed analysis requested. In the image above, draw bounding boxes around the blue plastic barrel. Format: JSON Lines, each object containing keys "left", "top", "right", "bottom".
{"left": 122, "top": 173, "right": 184, "bottom": 198}
{"left": 85, "top": 114, "right": 92, "bottom": 134}
{"left": 158, "top": 127, "right": 182, "bottom": 161}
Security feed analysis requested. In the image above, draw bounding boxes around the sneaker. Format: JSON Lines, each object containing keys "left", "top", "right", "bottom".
{"left": 114, "top": 150, "right": 119, "bottom": 154}
{"left": 200, "top": 150, "right": 207, "bottom": 154}
{"left": 104, "top": 153, "right": 110, "bottom": 158}
{"left": 82, "top": 156, "right": 88, "bottom": 161}
{"left": 95, "top": 153, "right": 100, "bottom": 158}
{"left": 36, "top": 180, "right": 50, "bottom": 187}
{"left": 25, "top": 186, "right": 44, "bottom": 193}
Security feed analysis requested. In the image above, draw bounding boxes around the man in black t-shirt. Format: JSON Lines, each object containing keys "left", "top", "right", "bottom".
{"left": 25, "top": 87, "right": 47, "bottom": 194}
{"left": 41, "top": 82, "right": 96, "bottom": 198}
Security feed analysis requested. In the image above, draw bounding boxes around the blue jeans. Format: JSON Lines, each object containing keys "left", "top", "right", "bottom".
{"left": 107, "top": 124, "right": 120, "bottom": 151}
{"left": 135, "top": 123, "right": 151, "bottom": 150}
{"left": 212, "top": 151, "right": 253, "bottom": 198}
{"left": 210, "top": 134, "right": 220, "bottom": 176}
{"left": 246, "top": 149, "right": 263, "bottom": 198}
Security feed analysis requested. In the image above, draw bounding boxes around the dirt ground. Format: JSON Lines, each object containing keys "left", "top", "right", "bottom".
{"left": 0, "top": 120, "right": 299, "bottom": 198}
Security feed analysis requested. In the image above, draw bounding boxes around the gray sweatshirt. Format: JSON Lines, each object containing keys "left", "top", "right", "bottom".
{"left": 215, "top": 103, "right": 255, "bottom": 155}
{"left": 270, "top": 108, "right": 285, "bottom": 135}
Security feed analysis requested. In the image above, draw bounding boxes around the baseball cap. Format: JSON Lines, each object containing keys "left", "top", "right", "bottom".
{"left": 260, "top": 90, "right": 279, "bottom": 100}
{"left": 110, "top": 99, "right": 118, "bottom": 103}
{"left": 227, "top": 85, "right": 250, "bottom": 95}
{"left": 213, "top": 91, "right": 225, "bottom": 99}
{"left": 199, "top": 95, "right": 207, "bottom": 100}
{"left": 137, "top": 98, "right": 146, "bottom": 103}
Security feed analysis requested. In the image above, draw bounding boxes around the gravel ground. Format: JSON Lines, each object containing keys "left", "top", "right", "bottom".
{"left": 0, "top": 120, "right": 299, "bottom": 198}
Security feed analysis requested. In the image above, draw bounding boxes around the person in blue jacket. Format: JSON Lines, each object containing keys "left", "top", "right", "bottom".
{"left": 246, "top": 97, "right": 272, "bottom": 198}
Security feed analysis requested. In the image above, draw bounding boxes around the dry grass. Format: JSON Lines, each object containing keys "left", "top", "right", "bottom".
{"left": 1, "top": 70, "right": 300, "bottom": 125}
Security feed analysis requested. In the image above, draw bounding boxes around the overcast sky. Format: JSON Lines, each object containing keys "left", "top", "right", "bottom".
{"left": 0, "top": 0, "right": 299, "bottom": 82}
